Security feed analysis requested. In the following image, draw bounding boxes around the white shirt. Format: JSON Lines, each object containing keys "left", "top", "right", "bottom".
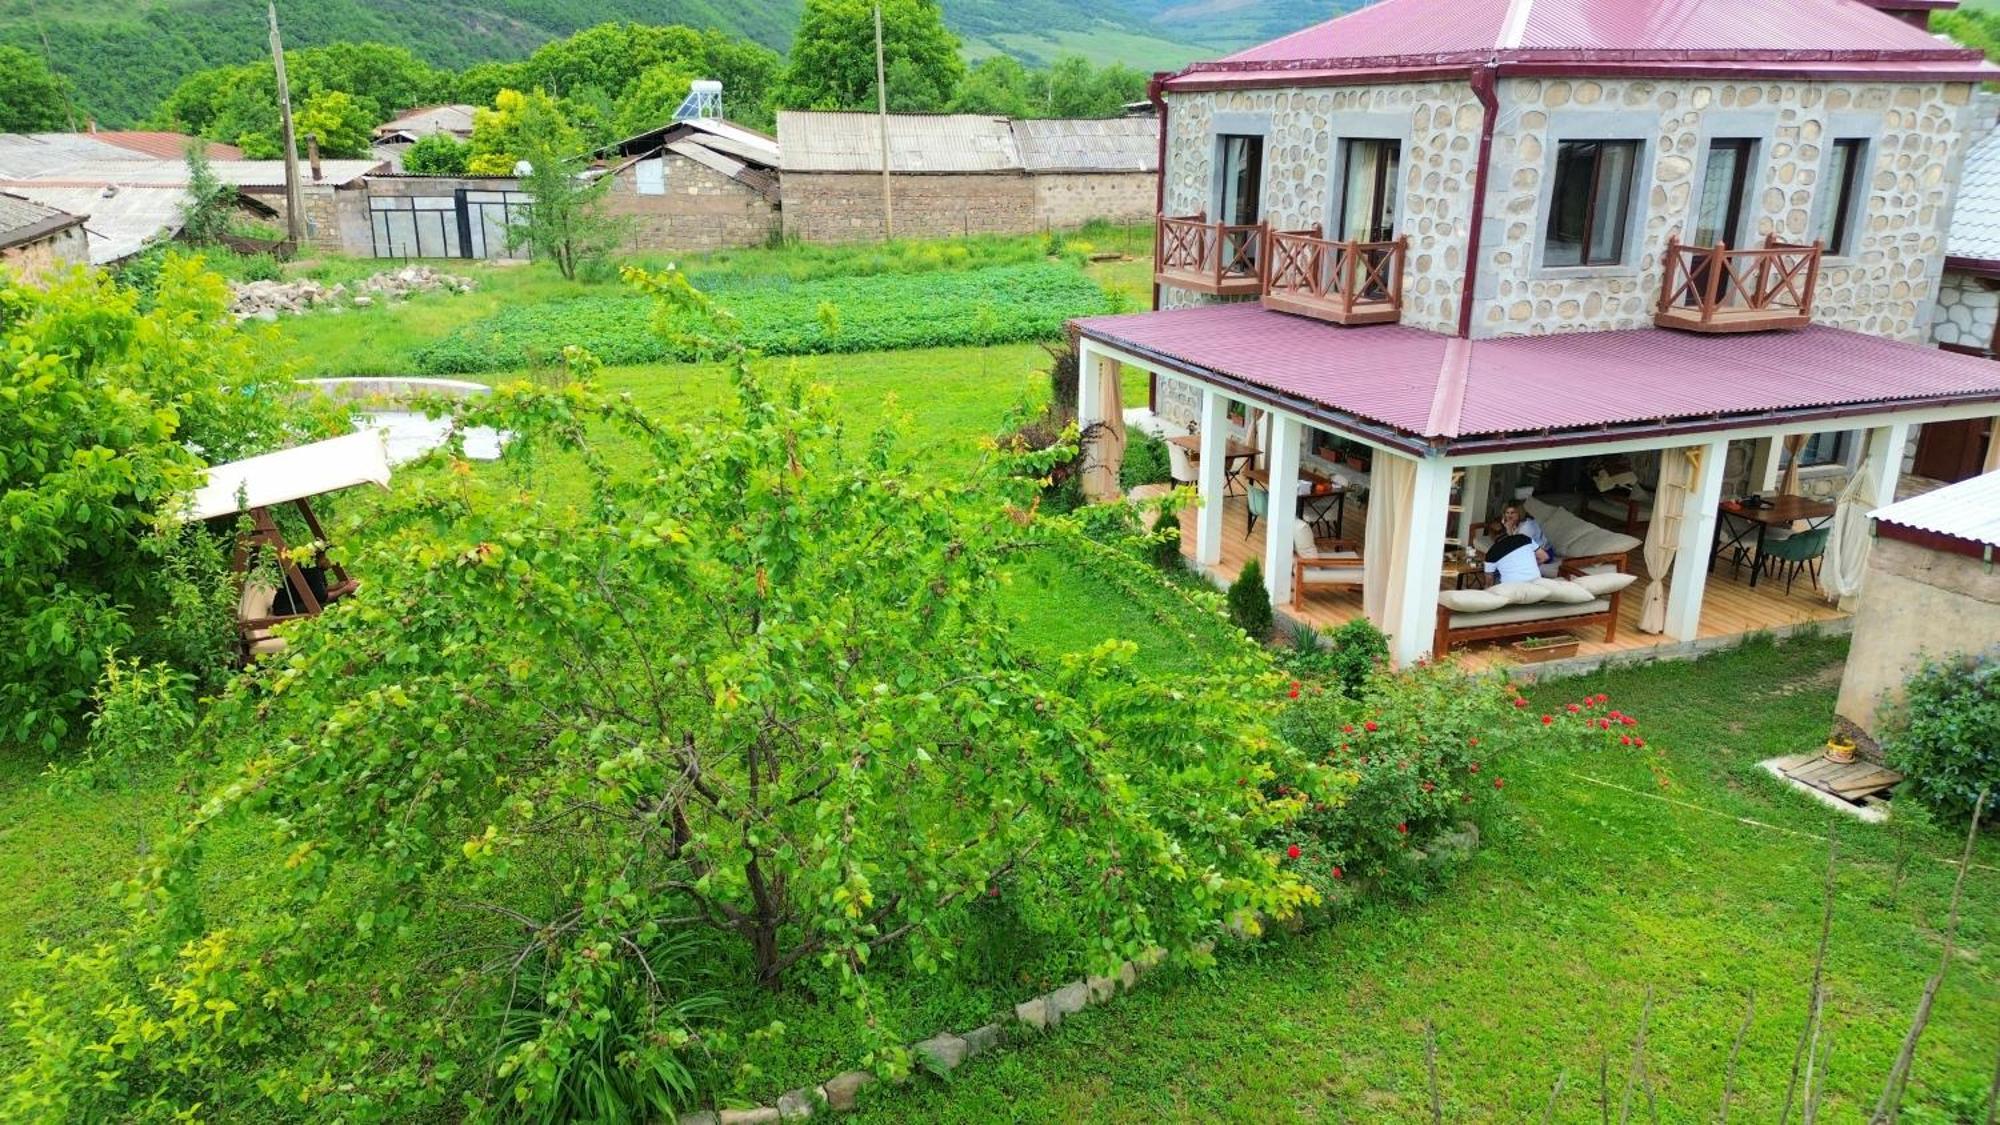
{"left": 1484, "top": 543, "right": 1542, "bottom": 585}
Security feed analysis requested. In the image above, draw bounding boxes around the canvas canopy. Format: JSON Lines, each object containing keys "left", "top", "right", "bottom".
{"left": 185, "top": 430, "right": 392, "bottom": 522}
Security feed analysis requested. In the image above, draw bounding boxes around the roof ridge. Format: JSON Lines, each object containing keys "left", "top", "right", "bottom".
{"left": 1426, "top": 337, "right": 1473, "bottom": 438}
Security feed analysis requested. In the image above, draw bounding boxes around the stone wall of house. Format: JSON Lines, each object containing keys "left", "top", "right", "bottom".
{"left": 1931, "top": 268, "right": 1998, "bottom": 351}
{"left": 1032, "top": 172, "right": 1157, "bottom": 229}
{"left": 251, "top": 184, "right": 373, "bottom": 256}
{"left": 1836, "top": 533, "right": 2000, "bottom": 737}
{"left": 782, "top": 172, "right": 1038, "bottom": 243}
{"left": 0, "top": 224, "right": 88, "bottom": 276}
{"left": 1161, "top": 81, "right": 1483, "bottom": 333}
{"left": 602, "top": 152, "right": 779, "bottom": 252}
{"left": 1157, "top": 77, "right": 1975, "bottom": 342}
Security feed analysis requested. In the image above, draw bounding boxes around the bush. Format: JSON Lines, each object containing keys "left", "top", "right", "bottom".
{"left": 1228, "top": 558, "right": 1274, "bottom": 640}
{"left": 411, "top": 263, "right": 1113, "bottom": 374}
{"left": 1882, "top": 653, "right": 1999, "bottom": 824}
{"left": 44, "top": 657, "right": 195, "bottom": 795}
{"left": 1120, "top": 431, "right": 1172, "bottom": 490}
{"left": 402, "top": 133, "right": 471, "bottom": 176}
{"left": 1282, "top": 618, "right": 1388, "bottom": 698}
{"left": 1149, "top": 509, "right": 1183, "bottom": 569}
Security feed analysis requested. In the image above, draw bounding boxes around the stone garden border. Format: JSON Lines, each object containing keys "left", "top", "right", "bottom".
{"left": 678, "top": 824, "right": 1480, "bottom": 1123}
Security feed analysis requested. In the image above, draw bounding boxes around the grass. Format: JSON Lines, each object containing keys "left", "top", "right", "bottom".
{"left": 854, "top": 633, "right": 2000, "bottom": 1122}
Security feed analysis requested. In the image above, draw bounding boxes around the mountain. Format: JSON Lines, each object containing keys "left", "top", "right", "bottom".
{"left": 0, "top": 0, "right": 1358, "bottom": 128}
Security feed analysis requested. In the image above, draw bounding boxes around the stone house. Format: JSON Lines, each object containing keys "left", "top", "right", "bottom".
{"left": 1922, "top": 94, "right": 2000, "bottom": 484}
{"left": 0, "top": 191, "right": 88, "bottom": 276}
{"left": 1073, "top": 0, "right": 2000, "bottom": 667}
{"left": 777, "top": 111, "right": 1157, "bottom": 243}
{"left": 592, "top": 118, "right": 781, "bottom": 253}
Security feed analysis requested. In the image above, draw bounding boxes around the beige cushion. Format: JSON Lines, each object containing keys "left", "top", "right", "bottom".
{"left": 1439, "top": 588, "right": 1508, "bottom": 613}
{"left": 1293, "top": 523, "right": 1319, "bottom": 556}
{"left": 1534, "top": 577, "right": 1595, "bottom": 605}
{"left": 1301, "top": 564, "right": 1364, "bottom": 584}
{"left": 1526, "top": 496, "right": 1641, "bottom": 557}
{"left": 1488, "top": 580, "right": 1550, "bottom": 606}
{"left": 238, "top": 581, "right": 277, "bottom": 621}
{"left": 1447, "top": 598, "right": 1611, "bottom": 628}
{"left": 1573, "top": 571, "right": 1639, "bottom": 596}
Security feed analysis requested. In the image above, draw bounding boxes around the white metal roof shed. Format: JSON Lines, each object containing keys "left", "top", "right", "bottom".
{"left": 186, "top": 430, "right": 393, "bottom": 522}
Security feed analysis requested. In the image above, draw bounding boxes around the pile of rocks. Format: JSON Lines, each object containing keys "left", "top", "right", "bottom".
{"left": 230, "top": 266, "right": 474, "bottom": 320}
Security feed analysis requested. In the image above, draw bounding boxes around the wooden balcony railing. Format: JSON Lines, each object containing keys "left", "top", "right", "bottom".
{"left": 1654, "top": 234, "right": 1822, "bottom": 334}
{"left": 1154, "top": 213, "right": 1267, "bottom": 297}
{"left": 1259, "top": 226, "right": 1407, "bottom": 326}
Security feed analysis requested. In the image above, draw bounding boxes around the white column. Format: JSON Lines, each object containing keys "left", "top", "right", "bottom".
{"left": 1985, "top": 417, "right": 2000, "bottom": 475}
{"left": 1390, "top": 455, "right": 1454, "bottom": 667}
{"left": 1194, "top": 387, "right": 1228, "bottom": 567}
{"left": 1665, "top": 437, "right": 1731, "bottom": 642}
{"left": 1076, "top": 338, "right": 1104, "bottom": 428}
{"left": 1747, "top": 436, "right": 1783, "bottom": 496}
{"left": 1456, "top": 463, "right": 1491, "bottom": 545}
{"left": 1262, "top": 413, "right": 1303, "bottom": 605}
{"left": 1867, "top": 422, "right": 1911, "bottom": 510}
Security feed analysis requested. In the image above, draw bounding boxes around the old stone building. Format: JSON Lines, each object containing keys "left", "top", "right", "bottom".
{"left": 777, "top": 111, "right": 1157, "bottom": 243}
{"left": 0, "top": 191, "right": 88, "bottom": 276}
{"left": 593, "top": 118, "right": 781, "bottom": 253}
{"left": 1921, "top": 94, "right": 2000, "bottom": 483}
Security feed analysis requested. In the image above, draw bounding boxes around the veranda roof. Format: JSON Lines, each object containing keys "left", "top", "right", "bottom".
{"left": 1072, "top": 303, "right": 2000, "bottom": 453}
{"left": 1164, "top": 0, "right": 1996, "bottom": 89}
{"left": 185, "top": 430, "right": 392, "bottom": 522}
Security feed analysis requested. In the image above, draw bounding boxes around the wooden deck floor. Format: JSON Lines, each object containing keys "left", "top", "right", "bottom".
{"left": 1179, "top": 494, "right": 1848, "bottom": 671}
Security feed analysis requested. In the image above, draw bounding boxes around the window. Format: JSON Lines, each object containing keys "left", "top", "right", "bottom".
{"left": 1337, "top": 139, "right": 1401, "bottom": 242}
{"left": 1544, "top": 140, "right": 1640, "bottom": 267}
{"left": 1216, "top": 134, "right": 1263, "bottom": 226}
{"left": 636, "top": 156, "right": 666, "bottom": 195}
{"left": 1790, "top": 431, "right": 1854, "bottom": 469}
{"left": 1813, "top": 139, "right": 1866, "bottom": 254}
{"left": 1692, "top": 138, "right": 1755, "bottom": 247}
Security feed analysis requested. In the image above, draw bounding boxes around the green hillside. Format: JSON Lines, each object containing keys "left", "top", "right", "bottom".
{"left": 0, "top": 0, "right": 1355, "bottom": 129}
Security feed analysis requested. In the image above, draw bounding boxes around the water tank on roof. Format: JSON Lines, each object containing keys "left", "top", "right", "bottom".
{"left": 675, "top": 80, "right": 723, "bottom": 121}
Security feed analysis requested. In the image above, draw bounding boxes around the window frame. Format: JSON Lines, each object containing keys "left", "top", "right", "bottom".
{"left": 1323, "top": 112, "right": 1415, "bottom": 245}
{"left": 1814, "top": 137, "right": 1869, "bottom": 258}
{"left": 1213, "top": 132, "right": 1266, "bottom": 227}
{"left": 1543, "top": 138, "right": 1644, "bottom": 269}
{"left": 1690, "top": 137, "right": 1758, "bottom": 248}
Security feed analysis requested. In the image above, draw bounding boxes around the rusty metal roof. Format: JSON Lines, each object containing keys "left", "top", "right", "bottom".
{"left": 1166, "top": 0, "right": 1995, "bottom": 89}
{"left": 1871, "top": 472, "right": 2000, "bottom": 550}
{"left": 1072, "top": 303, "right": 2000, "bottom": 451}
{"left": 90, "top": 132, "right": 243, "bottom": 161}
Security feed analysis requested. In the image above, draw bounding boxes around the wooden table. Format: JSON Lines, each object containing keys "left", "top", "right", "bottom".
{"left": 1245, "top": 468, "right": 1346, "bottom": 537}
{"left": 1168, "top": 434, "right": 1259, "bottom": 496}
{"left": 1712, "top": 495, "right": 1835, "bottom": 587}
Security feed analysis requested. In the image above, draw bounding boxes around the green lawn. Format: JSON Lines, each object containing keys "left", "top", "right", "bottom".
{"left": 857, "top": 633, "right": 2000, "bottom": 1123}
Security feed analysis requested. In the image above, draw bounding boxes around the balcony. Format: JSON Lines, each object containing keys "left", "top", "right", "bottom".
{"left": 1155, "top": 213, "right": 1267, "bottom": 297}
{"left": 1654, "top": 235, "right": 1823, "bottom": 334}
{"left": 1259, "top": 227, "right": 1407, "bottom": 327}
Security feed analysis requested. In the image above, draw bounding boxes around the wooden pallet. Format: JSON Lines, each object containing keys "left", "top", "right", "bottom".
{"left": 1771, "top": 752, "right": 1903, "bottom": 801}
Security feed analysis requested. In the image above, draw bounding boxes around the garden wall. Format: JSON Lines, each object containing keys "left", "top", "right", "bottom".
{"left": 1836, "top": 534, "right": 2000, "bottom": 737}
{"left": 782, "top": 171, "right": 1039, "bottom": 243}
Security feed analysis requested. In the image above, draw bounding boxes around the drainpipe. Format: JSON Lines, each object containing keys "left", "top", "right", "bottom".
{"left": 1148, "top": 71, "right": 1170, "bottom": 314}
{"left": 1457, "top": 62, "right": 1500, "bottom": 340}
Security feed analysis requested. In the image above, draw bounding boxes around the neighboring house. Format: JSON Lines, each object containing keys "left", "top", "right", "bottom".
{"left": 777, "top": 111, "right": 1158, "bottom": 242}
{"left": 0, "top": 131, "right": 380, "bottom": 261}
{"left": 1834, "top": 472, "right": 2000, "bottom": 741}
{"left": 0, "top": 191, "right": 88, "bottom": 275}
{"left": 359, "top": 173, "right": 531, "bottom": 260}
{"left": 1071, "top": 0, "right": 2000, "bottom": 666}
{"left": 593, "top": 118, "right": 782, "bottom": 253}
{"left": 371, "top": 104, "right": 477, "bottom": 172}
{"left": 1924, "top": 94, "right": 2000, "bottom": 483}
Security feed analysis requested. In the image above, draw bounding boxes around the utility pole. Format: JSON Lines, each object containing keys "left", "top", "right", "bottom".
{"left": 268, "top": 0, "right": 306, "bottom": 247}
{"left": 874, "top": 4, "right": 892, "bottom": 240}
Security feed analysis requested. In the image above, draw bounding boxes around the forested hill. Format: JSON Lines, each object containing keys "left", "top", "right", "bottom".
{"left": 0, "top": 0, "right": 1346, "bottom": 129}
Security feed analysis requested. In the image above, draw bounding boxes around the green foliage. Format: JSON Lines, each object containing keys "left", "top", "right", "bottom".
{"left": 502, "top": 89, "right": 628, "bottom": 280}
{"left": 153, "top": 41, "right": 449, "bottom": 155}
{"left": 778, "top": 0, "right": 965, "bottom": 111}
{"left": 44, "top": 657, "right": 196, "bottom": 795}
{"left": 1882, "top": 652, "right": 1999, "bottom": 824}
{"left": 176, "top": 140, "right": 237, "bottom": 245}
{"left": 294, "top": 89, "right": 377, "bottom": 158}
{"left": 1227, "top": 557, "right": 1273, "bottom": 640}
{"left": 1147, "top": 509, "right": 1183, "bottom": 570}
{"left": 411, "top": 263, "right": 1112, "bottom": 372}
{"left": 519, "top": 21, "right": 781, "bottom": 129}
{"left": 951, "top": 53, "right": 1149, "bottom": 118}
{"left": 468, "top": 86, "right": 580, "bottom": 175}
{"left": 1934, "top": 9, "right": 2000, "bottom": 59}
{"left": 612, "top": 60, "right": 700, "bottom": 138}
{"left": 0, "top": 44, "right": 69, "bottom": 132}
{"left": 3, "top": 270, "right": 1318, "bottom": 1118}
{"left": 0, "top": 258, "right": 343, "bottom": 750}
{"left": 401, "top": 132, "right": 472, "bottom": 175}
{"left": 1282, "top": 617, "right": 1388, "bottom": 699}
{"left": 1118, "top": 431, "right": 1172, "bottom": 490}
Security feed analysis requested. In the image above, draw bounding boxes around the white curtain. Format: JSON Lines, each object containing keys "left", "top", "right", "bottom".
{"left": 1362, "top": 452, "right": 1417, "bottom": 633}
{"left": 1082, "top": 361, "right": 1127, "bottom": 501}
{"left": 1821, "top": 430, "right": 1880, "bottom": 603}
{"left": 1639, "top": 445, "right": 1699, "bottom": 634}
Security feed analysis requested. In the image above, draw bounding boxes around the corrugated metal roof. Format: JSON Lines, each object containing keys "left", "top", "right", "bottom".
{"left": 1072, "top": 303, "right": 2000, "bottom": 445}
{"left": 374, "top": 105, "right": 476, "bottom": 138}
{"left": 0, "top": 183, "right": 184, "bottom": 264}
{"left": 1871, "top": 471, "right": 2000, "bottom": 549}
{"left": 1013, "top": 117, "right": 1158, "bottom": 173}
{"left": 1949, "top": 98, "right": 2000, "bottom": 262}
{"left": 779, "top": 111, "right": 1021, "bottom": 174}
{"left": 0, "top": 190, "right": 85, "bottom": 248}
{"left": 91, "top": 132, "right": 242, "bottom": 160}
{"left": 0, "top": 133, "right": 155, "bottom": 179}
{"left": 1168, "top": 0, "right": 1993, "bottom": 88}
{"left": 8, "top": 158, "right": 382, "bottom": 189}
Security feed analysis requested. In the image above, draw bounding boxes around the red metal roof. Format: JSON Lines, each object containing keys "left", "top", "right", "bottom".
{"left": 1072, "top": 303, "right": 2000, "bottom": 451}
{"left": 1165, "top": 0, "right": 1994, "bottom": 89}
{"left": 90, "top": 132, "right": 243, "bottom": 161}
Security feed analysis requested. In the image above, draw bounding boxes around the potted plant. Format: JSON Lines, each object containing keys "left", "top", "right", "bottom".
{"left": 1823, "top": 734, "right": 1857, "bottom": 765}
{"left": 1510, "top": 633, "right": 1580, "bottom": 663}
{"left": 1345, "top": 446, "right": 1372, "bottom": 472}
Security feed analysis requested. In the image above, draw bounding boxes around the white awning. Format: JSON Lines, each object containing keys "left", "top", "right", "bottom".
{"left": 185, "top": 430, "right": 392, "bottom": 521}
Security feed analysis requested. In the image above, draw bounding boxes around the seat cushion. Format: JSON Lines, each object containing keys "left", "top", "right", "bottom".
{"left": 1440, "top": 588, "right": 1509, "bottom": 613}
{"left": 1301, "top": 565, "right": 1364, "bottom": 584}
{"left": 1534, "top": 577, "right": 1596, "bottom": 605}
{"left": 1447, "top": 598, "right": 1611, "bottom": 628}
{"left": 1488, "top": 580, "right": 1551, "bottom": 605}
{"left": 238, "top": 581, "right": 277, "bottom": 621}
{"left": 1573, "top": 571, "right": 1639, "bottom": 597}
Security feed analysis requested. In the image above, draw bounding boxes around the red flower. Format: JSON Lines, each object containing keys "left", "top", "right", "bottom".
{"left": 1420, "top": 781, "right": 1435, "bottom": 793}
{"left": 1598, "top": 693, "right": 1610, "bottom": 704}
{"left": 1622, "top": 716, "right": 1638, "bottom": 727}
{"left": 1633, "top": 738, "right": 1646, "bottom": 748}
{"left": 1494, "top": 778, "right": 1505, "bottom": 789}
{"left": 1513, "top": 697, "right": 1529, "bottom": 709}
{"left": 1608, "top": 710, "right": 1624, "bottom": 720}
{"left": 1364, "top": 720, "right": 1379, "bottom": 733}
{"left": 1598, "top": 718, "right": 1612, "bottom": 730}
{"left": 1468, "top": 737, "right": 1479, "bottom": 747}
{"left": 1566, "top": 702, "right": 1581, "bottom": 714}
{"left": 1342, "top": 724, "right": 1355, "bottom": 735}
{"left": 1332, "top": 866, "right": 1343, "bottom": 879}
{"left": 988, "top": 885, "right": 1000, "bottom": 897}
{"left": 1288, "top": 687, "right": 1300, "bottom": 700}
{"left": 1397, "top": 822, "right": 1408, "bottom": 835}
{"left": 1620, "top": 735, "right": 1632, "bottom": 746}
{"left": 1469, "top": 762, "right": 1480, "bottom": 773}
{"left": 1541, "top": 714, "right": 1554, "bottom": 725}
{"left": 1286, "top": 844, "right": 1302, "bottom": 859}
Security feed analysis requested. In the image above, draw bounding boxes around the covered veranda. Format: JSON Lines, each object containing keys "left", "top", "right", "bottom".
{"left": 1073, "top": 303, "right": 2000, "bottom": 667}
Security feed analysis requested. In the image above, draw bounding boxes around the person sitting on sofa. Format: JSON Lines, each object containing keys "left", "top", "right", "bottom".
{"left": 1483, "top": 532, "right": 1543, "bottom": 586}
{"left": 1493, "top": 503, "right": 1554, "bottom": 568}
